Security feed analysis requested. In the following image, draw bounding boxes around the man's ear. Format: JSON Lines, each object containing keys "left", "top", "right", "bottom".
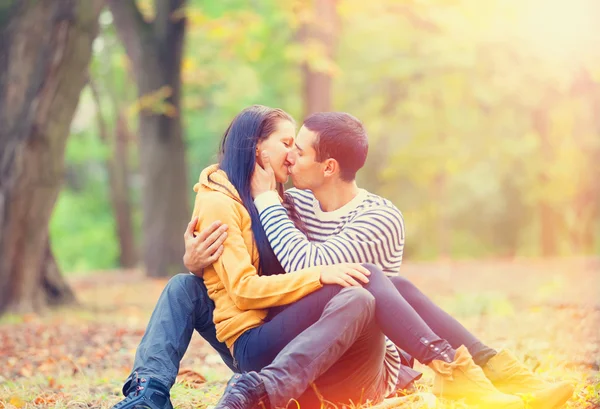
{"left": 323, "top": 158, "right": 338, "bottom": 177}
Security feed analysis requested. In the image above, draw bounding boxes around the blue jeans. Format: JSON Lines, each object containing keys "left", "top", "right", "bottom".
{"left": 359, "top": 264, "right": 496, "bottom": 365}
{"left": 258, "top": 287, "right": 388, "bottom": 409}
{"left": 125, "top": 267, "right": 493, "bottom": 396}
{"left": 124, "top": 274, "right": 236, "bottom": 393}
{"left": 233, "top": 284, "right": 343, "bottom": 371}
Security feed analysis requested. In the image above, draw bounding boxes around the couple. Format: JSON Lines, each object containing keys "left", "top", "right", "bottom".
{"left": 112, "top": 106, "right": 573, "bottom": 409}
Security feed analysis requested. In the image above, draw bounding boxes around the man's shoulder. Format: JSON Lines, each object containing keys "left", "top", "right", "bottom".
{"left": 359, "top": 190, "right": 403, "bottom": 218}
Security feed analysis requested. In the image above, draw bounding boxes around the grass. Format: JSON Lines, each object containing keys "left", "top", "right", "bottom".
{"left": 1, "top": 258, "right": 598, "bottom": 409}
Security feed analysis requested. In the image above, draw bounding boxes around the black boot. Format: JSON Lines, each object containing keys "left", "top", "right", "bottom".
{"left": 112, "top": 372, "right": 173, "bottom": 409}
{"left": 214, "top": 372, "right": 270, "bottom": 409}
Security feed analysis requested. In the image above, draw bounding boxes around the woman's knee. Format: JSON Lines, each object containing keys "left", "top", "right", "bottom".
{"left": 164, "top": 273, "right": 205, "bottom": 300}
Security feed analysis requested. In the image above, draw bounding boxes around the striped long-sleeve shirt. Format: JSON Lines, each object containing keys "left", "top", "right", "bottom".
{"left": 254, "top": 187, "right": 405, "bottom": 397}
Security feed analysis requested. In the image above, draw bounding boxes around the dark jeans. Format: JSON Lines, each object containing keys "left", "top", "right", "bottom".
{"left": 258, "top": 287, "right": 388, "bottom": 409}
{"left": 233, "top": 285, "right": 343, "bottom": 371}
{"left": 361, "top": 264, "right": 496, "bottom": 365}
{"left": 387, "top": 273, "right": 495, "bottom": 366}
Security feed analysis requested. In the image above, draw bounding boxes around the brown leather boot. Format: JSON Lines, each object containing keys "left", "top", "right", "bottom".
{"left": 483, "top": 350, "right": 574, "bottom": 409}
{"left": 429, "top": 345, "right": 524, "bottom": 408}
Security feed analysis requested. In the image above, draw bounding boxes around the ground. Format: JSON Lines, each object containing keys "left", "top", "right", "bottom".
{"left": 1, "top": 258, "right": 599, "bottom": 409}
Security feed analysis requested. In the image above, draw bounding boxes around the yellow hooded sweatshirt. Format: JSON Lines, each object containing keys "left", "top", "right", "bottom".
{"left": 191, "top": 165, "right": 323, "bottom": 350}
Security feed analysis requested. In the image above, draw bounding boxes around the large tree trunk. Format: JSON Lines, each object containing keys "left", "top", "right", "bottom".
{"left": 109, "top": 0, "right": 189, "bottom": 277}
{"left": 302, "top": 0, "right": 338, "bottom": 117}
{"left": 0, "top": 0, "right": 104, "bottom": 314}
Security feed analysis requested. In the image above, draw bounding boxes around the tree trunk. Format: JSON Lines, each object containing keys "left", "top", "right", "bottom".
{"left": 0, "top": 0, "right": 104, "bottom": 314}
{"left": 109, "top": 0, "right": 189, "bottom": 277}
{"left": 89, "top": 79, "right": 138, "bottom": 268}
{"left": 302, "top": 0, "right": 338, "bottom": 117}
{"left": 532, "top": 107, "right": 558, "bottom": 256}
{"left": 112, "top": 114, "right": 138, "bottom": 268}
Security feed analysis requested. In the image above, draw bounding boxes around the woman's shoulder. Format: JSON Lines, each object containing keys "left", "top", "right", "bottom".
{"left": 193, "top": 188, "right": 248, "bottom": 220}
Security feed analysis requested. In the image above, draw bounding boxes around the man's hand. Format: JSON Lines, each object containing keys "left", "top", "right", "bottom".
{"left": 183, "top": 216, "right": 228, "bottom": 276}
{"left": 251, "top": 150, "right": 276, "bottom": 199}
{"left": 319, "top": 263, "right": 371, "bottom": 287}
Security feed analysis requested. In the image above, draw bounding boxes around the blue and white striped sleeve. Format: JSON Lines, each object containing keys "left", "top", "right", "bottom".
{"left": 254, "top": 191, "right": 405, "bottom": 275}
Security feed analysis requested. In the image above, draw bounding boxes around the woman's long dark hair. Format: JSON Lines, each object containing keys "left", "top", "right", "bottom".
{"left": 216, "top": 105, "right": 294, "bottom": 276}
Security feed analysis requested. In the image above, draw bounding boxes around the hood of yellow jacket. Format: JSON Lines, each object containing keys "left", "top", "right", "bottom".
{"left": 193, "top": 164, "right": 242, "bottom": 204}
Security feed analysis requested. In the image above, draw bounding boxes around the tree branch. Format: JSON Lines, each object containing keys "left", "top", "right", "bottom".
{"left": 88, "top": 76, "right": 110, "bottom": 144}
{"left": 108, "top": 0, "right": 152, "bottom": 69}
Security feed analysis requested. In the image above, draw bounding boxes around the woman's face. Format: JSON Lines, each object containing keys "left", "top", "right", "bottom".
{"left": 256, "top": 119, "right": 296, "bottom": 183}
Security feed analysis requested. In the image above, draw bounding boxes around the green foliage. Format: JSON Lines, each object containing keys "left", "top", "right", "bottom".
{"left": 50, "top": 180, "right": 119, "bottom": 274}
{"left": 49, "top": 0, "right": 600, "bottom": 273}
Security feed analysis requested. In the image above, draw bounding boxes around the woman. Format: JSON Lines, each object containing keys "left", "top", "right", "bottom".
{"left": 191, "top": 105, "right": 572, "bottom": 409}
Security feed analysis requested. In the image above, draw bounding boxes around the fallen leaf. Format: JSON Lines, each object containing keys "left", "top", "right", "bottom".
{"left": 176, "top": 368, "right": 207, "bottom": 388}
{"left": 8, "top": 397, "right": 24, "bottom": 408}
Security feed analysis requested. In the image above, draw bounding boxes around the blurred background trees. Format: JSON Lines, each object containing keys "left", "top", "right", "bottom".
{"left": 2, "top": 0, "right": 599, "bottom": 313}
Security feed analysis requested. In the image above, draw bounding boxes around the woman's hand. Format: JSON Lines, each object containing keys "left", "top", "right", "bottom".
{"left": 183, "top": 216, "right": 228, "bottom": 276}
{"left": 319, "top": 263, "right": 371, "bottom": 287}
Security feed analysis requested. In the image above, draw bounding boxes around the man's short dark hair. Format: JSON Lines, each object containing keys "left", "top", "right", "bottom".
{"left": 303, "top": 112, "right": 368, "bottom": 181}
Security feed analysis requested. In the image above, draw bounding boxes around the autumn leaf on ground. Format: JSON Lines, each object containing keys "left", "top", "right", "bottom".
{"left": 176, "top": 369, "right": 207, "bottom": 388}
{"left": 7, "top": 397, "right": 24, "bottom": 409}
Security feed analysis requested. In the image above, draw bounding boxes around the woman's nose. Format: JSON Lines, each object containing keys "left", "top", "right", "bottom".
{"left": 286, "top": 150, "right": 296, "bottom": 165}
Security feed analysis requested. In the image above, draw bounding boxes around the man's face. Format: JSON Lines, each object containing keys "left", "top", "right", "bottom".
{"left": 288, "top": 125, "right": 326, "bottom": 190}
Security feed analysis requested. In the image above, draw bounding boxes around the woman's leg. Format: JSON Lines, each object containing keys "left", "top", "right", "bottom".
{"left": 388, "top": 275, "right": 497, "bottom": 366}
{"left": 128, "top": 274, "right": 233, "bottom": 390}
{"left": 233, "top": 284, "right": 342, "bottom": 371}
{"left": 360, "top": 264, "right": 456, "bottom": 364}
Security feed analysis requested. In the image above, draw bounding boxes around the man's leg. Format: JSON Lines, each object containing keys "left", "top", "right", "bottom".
{"left": 257, "top": 287, "right": 377, "bottom": 409}
{"left": 388, "top": 275, "right": 497, "bottom": 366}
{"left": 233, "top": 285, "right": 342, "bottom": 371}
{"left": 296, "top": 318, "right": 388, "bottom": 409}
{"left": 124, "top": 274, "right": 235, "bottom": 394}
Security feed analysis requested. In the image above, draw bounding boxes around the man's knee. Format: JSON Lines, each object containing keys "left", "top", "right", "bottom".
{"left": 360, "top": 264, "right": 388, "bottom": 289}
{"left": 342, "top": 287, "right": 375, "bottom": 314}
{"left": 362, "top": 263, "right": 386, "bottom": 280}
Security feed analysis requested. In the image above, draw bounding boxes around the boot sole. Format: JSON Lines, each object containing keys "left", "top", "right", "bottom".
{"left": 434, "top": 393, "right": 524, "bottom": 409}
{"left": 520, "top": 383, "right": 575, "bottom": 409}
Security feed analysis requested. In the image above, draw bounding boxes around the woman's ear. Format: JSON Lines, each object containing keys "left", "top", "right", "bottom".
{"left": 255, "top": 145, "right": 264, "bottom": 167}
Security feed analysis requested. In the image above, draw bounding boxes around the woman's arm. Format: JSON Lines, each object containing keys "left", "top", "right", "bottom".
{"left": 193, "top": 193, "right": 323, "bottom": 310}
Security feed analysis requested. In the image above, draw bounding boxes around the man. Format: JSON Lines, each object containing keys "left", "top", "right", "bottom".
{"left": 191, "top": 112, "right": 570, "bottom": 409}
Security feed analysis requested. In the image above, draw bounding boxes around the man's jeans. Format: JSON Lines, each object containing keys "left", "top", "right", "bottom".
{"left": 258, "top": 287, "right": 389, "bottom": 409}
{"left": 124, "top": 268, "right": 493, "bottom": 397}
